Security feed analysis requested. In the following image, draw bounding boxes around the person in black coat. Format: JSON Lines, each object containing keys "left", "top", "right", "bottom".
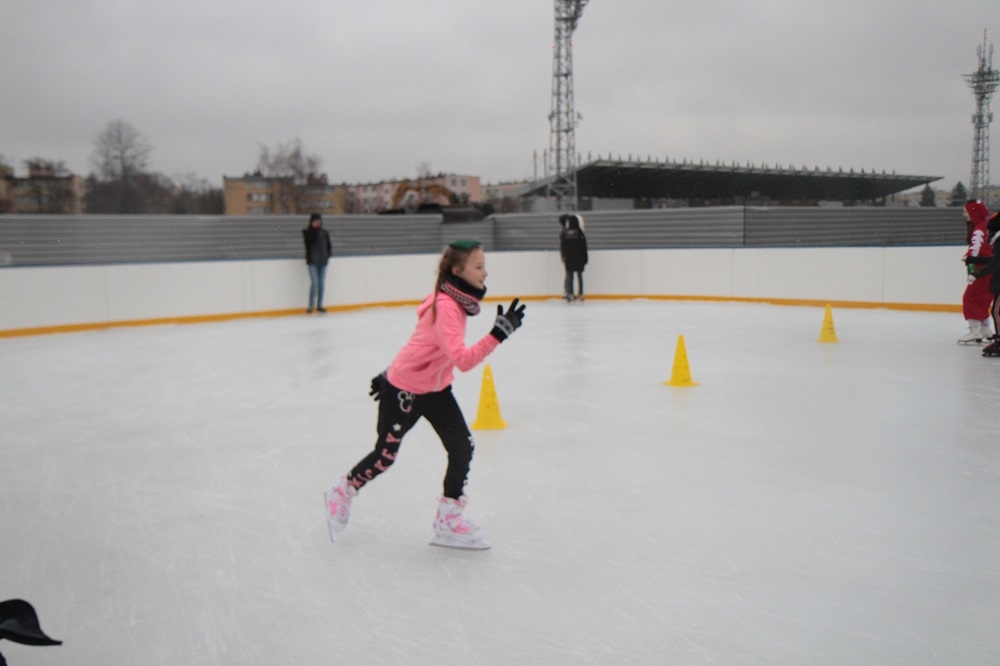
{"left": 559, "top": 213, "right": 589, "bottom": 302}
{"left": 303, "top": 212, "right": 332, "bottom": 313}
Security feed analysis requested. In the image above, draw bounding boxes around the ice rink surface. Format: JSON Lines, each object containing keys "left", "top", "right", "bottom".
{"left": 2, "top": 299, "right": 999, "bottom": 665}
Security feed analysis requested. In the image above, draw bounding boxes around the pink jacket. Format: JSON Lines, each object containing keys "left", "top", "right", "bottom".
{"left": 386, "top": 291, "right": 500, "bottom": 394}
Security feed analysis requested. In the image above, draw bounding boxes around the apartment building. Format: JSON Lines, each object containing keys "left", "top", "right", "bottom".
{"left": 224, "top": 172, "right": 482, "bottom": 216}
{"left": 223, "top": 173, "right": 345, "bottom": 216}
{"left": 1, "top": 163, "right": 85, "bottom": 214}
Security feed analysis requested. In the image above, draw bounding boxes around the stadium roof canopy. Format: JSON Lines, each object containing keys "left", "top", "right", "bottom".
{"left": 523, "top": 159, "right": 940, "bottom": 205}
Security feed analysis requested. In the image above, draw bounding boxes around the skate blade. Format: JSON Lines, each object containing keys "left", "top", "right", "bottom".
{"left": 323, "top": 490, "right": 341, "bottom": 543}
{"left": 429, "top": 534, "right": 491, "bottom": 550}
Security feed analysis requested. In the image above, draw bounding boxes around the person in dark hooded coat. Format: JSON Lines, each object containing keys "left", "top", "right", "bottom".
{"left": 302, "top": 212, "right": 332, "bottom": 313}
{"left": 559, "top": 213, "right": 588, "bottom": 302}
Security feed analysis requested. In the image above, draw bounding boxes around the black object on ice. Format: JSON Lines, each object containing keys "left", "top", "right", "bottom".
{"left": 0, "top": 599, "right": 62, "bottom": 665}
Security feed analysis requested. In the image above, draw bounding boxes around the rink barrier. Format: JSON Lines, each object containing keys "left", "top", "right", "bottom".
{"left": 0, "top": 246, "right": 967, "bottom": 338}
{"left": 590, "top": 294, "right": 961, "bottom": 312}
{"left": 0, "top": 300, "right": 416, "bottom": 339}
{"left": 0, "top": 293, "right": 961, "bottom": 339}
{"left": 0, "top": 208, "right": 962, "bottom": 268}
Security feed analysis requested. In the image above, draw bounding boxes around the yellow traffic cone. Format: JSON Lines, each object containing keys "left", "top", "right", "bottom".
{"left": 665, "top": 334, "right": 699, "bottom": 387}
{"left": 471, "top": 364, "right": 507, "bottom": 430}
{"left": 817, "top": 304, "right": 839, "bottom": 343}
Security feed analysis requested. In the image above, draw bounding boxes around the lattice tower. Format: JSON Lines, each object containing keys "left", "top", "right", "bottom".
{"left": 964, "top": 30, "right": 999, "bottom": 201}
{"left": 547, "top": 0, "right": 588, "bottom": 211}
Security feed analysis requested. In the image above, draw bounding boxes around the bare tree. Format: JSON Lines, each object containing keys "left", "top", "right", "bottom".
{"left": 92, "top": 119, "right": 152, "bottom": 179}
{"left": 170, "top": 173, "right": 224, "bottom": 214}
{"left": 256, "top": 138, "right": 324, "bottom": 212}
{"left": 90, "top": 119, "right": 153, "bottom": 213}
{"left": 257, "top": 138, "right": 322, "bottom": 183}
{"left": 24, "top": 158, "right": 70, "bottom": 177}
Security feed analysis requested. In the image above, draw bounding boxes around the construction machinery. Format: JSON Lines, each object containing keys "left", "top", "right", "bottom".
{"left": 381, "top": 179, "right": 490, "bottom": 221}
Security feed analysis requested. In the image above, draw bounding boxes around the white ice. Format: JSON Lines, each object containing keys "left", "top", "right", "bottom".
{"left": 2, "top": 300, "right": 999, "bottom": 665}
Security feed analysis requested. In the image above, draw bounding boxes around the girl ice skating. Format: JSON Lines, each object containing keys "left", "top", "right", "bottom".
{"left": 325, "top": 240, "right": 526, "bottom": 549}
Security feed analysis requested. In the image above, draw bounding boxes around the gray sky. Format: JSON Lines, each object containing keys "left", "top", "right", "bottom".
{"left": 2, "top": 1, "right": 998, "bottom": 192}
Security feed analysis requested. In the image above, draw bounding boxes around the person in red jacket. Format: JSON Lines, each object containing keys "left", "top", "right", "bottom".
{"left": 958, "top": 200, "right": 993, "bottom": 344}
{"left": 324, "top": 240, "right": 526, "bottom": 549}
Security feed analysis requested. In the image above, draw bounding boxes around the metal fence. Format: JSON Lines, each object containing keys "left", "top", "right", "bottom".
{"left": 0, "top": 207, "right": 964, "bottom": 268}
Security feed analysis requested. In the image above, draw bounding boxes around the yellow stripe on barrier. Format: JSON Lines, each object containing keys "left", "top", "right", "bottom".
{"left": 0, "top": 294, "right": 962, "bottom": 339}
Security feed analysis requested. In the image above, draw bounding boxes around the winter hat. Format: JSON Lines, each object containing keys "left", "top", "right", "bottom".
{"left": 448, "top": 239, "right": 481, "bottom": 251}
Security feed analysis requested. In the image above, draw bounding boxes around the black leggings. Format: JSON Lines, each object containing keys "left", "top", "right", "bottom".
{"left": 347, "top": 381, "right": 474, "bottom": 499}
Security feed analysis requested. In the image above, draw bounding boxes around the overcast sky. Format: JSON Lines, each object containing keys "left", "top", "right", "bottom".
{"left": 2, "top": 1, "right": 998, "bottom": 192}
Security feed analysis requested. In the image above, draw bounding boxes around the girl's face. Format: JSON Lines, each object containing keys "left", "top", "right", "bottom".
{"left": 453, "top": 248, "right": 487, "bottom": 290}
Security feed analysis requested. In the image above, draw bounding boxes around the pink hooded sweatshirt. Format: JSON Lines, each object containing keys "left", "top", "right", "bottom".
{"left": 386, "top": 291, "right": 500, "bottom": 394}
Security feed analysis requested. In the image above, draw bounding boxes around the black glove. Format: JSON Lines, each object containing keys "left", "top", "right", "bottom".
{"left": 369, "top": 371, "right": 388, "bottom": 401}
{"left": 490, "top": 298, "right": 526, "bottom": 342}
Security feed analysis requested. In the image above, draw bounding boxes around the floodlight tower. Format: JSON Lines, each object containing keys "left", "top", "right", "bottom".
{"left": 547, "top": 0, "right": 588, "bottom": 211}
{"left": 964, "top": 30, "right": 1000, "bottom": 201}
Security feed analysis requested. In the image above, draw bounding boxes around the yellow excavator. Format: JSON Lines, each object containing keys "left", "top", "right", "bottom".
{"left": 381, "top": 179, "right": 488, "bottom": 221}
{"left": 388, "top": 179, "right": 459, "bottom": 211}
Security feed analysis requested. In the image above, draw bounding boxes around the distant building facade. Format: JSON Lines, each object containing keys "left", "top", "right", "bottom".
{"left": 223, "top": 173, "right": 345, "bottom": 216}
{"left": 223, "top": 172, "right": 482, "bottom": 215}
{"left": 1, "top": 163, "right": 84, "bottom": 214}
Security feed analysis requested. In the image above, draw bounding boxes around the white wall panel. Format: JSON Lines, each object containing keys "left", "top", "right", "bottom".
{"left": 0, "top": 247, "right": 968, "bottom": 334}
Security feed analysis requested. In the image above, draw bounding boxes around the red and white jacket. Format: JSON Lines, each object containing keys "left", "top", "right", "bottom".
{"left": 966, "top": 200, "right": 993, "bottom": 264}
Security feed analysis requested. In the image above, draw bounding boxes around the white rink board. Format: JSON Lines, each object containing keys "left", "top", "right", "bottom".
{"left": 1, "top": 246, "right": 966, "bottom": 332}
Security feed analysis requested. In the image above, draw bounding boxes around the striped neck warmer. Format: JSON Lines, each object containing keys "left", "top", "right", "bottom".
{"left": 440, "top": 273, "right": 485, "bottom": 315}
